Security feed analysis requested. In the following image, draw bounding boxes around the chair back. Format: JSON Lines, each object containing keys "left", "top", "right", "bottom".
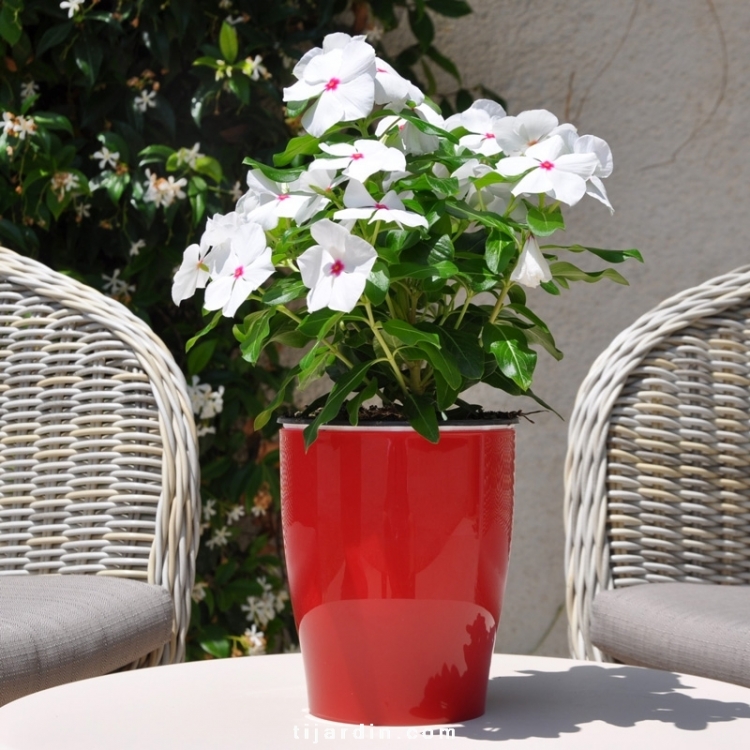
{"left": 0, "top": 246, "right": 200, "bottom": 663}
{"left": 565, "top": 266, "right": 750, "bottom": 660}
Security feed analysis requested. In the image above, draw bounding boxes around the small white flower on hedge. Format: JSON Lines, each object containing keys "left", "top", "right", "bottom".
{"left": 101, "top": 268, "right": 135, "bottom": 296}
{"left": 20, "top": 80, "right": 39, "bottom": 101}
{"left": 244, "top": 625, "right": 266, "bottom": 655}
{"left": 143, "top": 169, "right": 187, "bottom": 207}
{"left": 312, "top": 139, "right": 406, "bottom": 183}
{"left": 60, "top": 0, "right": 84, "bottom": 18}
{"left": 202, "top": 499, "right": 217, "bottom": 522}
{"left": 334, "top": 180, "right": 427, "bottom": 229}
{"left": 226, "top": 504, "right": 245, "bottom": 524}
{"left": 92, "top": 145, "right": 119, "bottom": 170}
{"left": 134, "top": 88, "right": 157, "bottom": 113}
{"left": 129, "top": 239, "right": 146, "bottom": 257}
{"left": 297, "top": 219, "right": 377, "bottom": 313}
{"left": 176, "top": 142, "right": 203, "bottom": 169}
{"left": 206, "top": 525, "right": 231, "bottom": 549}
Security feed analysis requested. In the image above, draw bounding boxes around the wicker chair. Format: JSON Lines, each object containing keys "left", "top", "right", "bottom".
{"left": 564, "top": 265, "right": 750, "bottom": 687}
{"left": 0, "top": 246, "right": 200, "bottom": 705}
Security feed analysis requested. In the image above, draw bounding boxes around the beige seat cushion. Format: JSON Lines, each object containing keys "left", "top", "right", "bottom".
{"left": 591, "top": 582, "right": 750, "bottom": 687}
{"left": 0, "top": 575, "right": 173, "bottom": 706}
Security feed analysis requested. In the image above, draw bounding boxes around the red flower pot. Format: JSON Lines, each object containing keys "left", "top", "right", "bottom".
{"left": 280, "top": 422, "right": 515, "bottom": 726}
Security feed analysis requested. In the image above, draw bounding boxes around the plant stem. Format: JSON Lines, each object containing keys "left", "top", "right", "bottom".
{"left": 363, "top": 299, "right": 409, "bottom": 396}
{"left": 274, "top": 305, "right": 354, "bottom": 368}
{"left": 454, "top": 289, "right": 473, "bottom": 330}
{"left": 488, "top": 280, "right": 513, "bottom": 325}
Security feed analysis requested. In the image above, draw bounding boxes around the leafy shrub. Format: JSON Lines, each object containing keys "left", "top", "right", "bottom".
{"left": 0, "top": 0, "right": 484, "bottom": 658}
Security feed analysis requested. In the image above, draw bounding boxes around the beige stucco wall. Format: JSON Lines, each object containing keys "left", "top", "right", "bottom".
{"left": 394, "top": 0, "right": 747, "bottom": 656}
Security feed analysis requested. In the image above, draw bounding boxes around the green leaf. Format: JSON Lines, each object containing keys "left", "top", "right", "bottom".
{"left": 550, "top": 261, "right": 629, "bottom": 285}
{"left": 33, "top": 112, "right": 73, "bottom": 135}
{"left": 193, "top": 156, "right": 223, "bottom": 184}
{"left": 403, "top": 393, "right": 439, "bottom": 443}
{"left": 298, "top": 344, "right": 334, "bottom": 391}
{"left": 346, "top": 378, "right": 378, "bottom": 426}
{"left": 187, "top": 339, "right": 217, "bottom": 376}
{"left": 435, "top": 370, "right": 460, "bottom": 411}
{"left": 472, "top": 171, "right": 507, "bottom": 191}
{"left": 526, "top": 205, "right": 565, "bottom": 237}
{"left": 429, "top": 234, "right": 454, "bottom": 263}
{"left": 426, "top": 45, "right": 461, "bottom": 83}
{"left": 398, "top": 110, "right": 458, "bottom": 143}
{"left": 485, "top": 231, "right": 516, "bottom": 274}
{"left": 0, "top": 0, "right": 23, "bottom": 46}
{"left": 219, "top": 21, "right": 239, "bottom": 63}
{"left": 507, "top": 303, "right": 563, "bottom": 361}
{"left": 446, "top": 200, "right": 515, "bottom": 235}
{"left": 365, "top": 262, "right": 390, "bottom": 306}
{"left": 539, "top": 280, "right": 560, "bottom": 295}
{"left": 409, "top": 7, "right": 435, "bottom": 50}
{"left": 185, "top": 311, "right": 222, "bottom": 352}
{"left": 234, "top": 308, "right": 274, "bottom": 364}
{"left": 285, "top": 100, "right": 308, "bottom": 119}
{"left": 138, "top": 144, "right": 175, "bottom": 166}
{"left": 416, "top": 342, "right": 462, "bottom": 389}
{"left": 74, "top": 37, "right": 102, "bottom": 87}
{"left": 198, "top": 625, "right": 231, "bottom": 659}
{"left": 242, "top": 157, "right": 305, "bottom": 183}
{"left": 193, "top": 56, "right": 220, "bottom": 69}
{"left": 254, "top": 367, "right": 300, "bottom": 431}
{"left": 426, "top": 0, "right": 472, "bottom": 16}
{"left": 384, "top": 319, "right": 440, "bottom": 348}
{"left": 396, "top": 173, "right": 459, "bottom": 196}
{"left": 436, "top": 327, "right": 484, "bottom": 379}
{"left": 227, "top": 76, "right": 251, "bottom": 105}
{"left": 303, "top": 362, "right": 373, "bottom": 448}
{"left": 0, "top": 218, "right": 26, "bottom": 250}
{"left": 35, "top": 20, "right": 74, "bottom": 57}
{"left": 483, "top": 325, "right": 537, "bottom": 391}
{"left": 262, "top": 278, "right": 307, "bottom": 306}
{"left": 297, "top": 310, "right": 342, "bottom": 338}
{"left": 562, "top": 245, "right": 644, "bottom": 264}
{"left": 101, "top": 172, "right": 130, "bottom": 205}
{"left": 273, "top": 135, "right": 320, "bottom": 167}
{"left": 390, "top": 260, "right": 458, "bottom": 280}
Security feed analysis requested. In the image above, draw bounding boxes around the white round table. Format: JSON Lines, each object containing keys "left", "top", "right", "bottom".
{"left": 1, "top": 654, "right": 749, "bottom": 749}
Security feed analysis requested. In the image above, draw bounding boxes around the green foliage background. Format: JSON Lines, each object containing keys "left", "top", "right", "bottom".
{"left": 0, "top": 0, "right": 489, "bottom": 658}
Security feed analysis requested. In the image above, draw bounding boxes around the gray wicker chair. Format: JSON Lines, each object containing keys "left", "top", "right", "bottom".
{"left": 0, "top": 246, "right": 200, "bottom": 705}
{"left": 564, "top": 265, "right": 750, "bottom": 687}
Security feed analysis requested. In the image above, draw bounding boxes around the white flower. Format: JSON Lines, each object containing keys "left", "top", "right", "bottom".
{"left": 203, "top": 222, "right": 275, "bottom": 317}
{"left": 134, "top": 88, "right": 157, "bottom": 113}
{"left": 445, "top": 99, "right": 507, "bottom": 157}
{"left": 511, "top": 235, "right": 552, "bottom": 288}
{"left": 244, "top": 625, "right": 266, "bottom": 656}
{"left": 143, "top": 169, "right": 187, "bottom": 207}
{"left": 251, "top": 504, "right": 267, "bottom": 518}
{"left": 450, "top": 159, "right": 513, "bottom": 224}
{"left": 218, "top": 0, "right": 232, "bottom": 8}
{"left": 101, "top": 268, "right": 135, "bottom": 296}
{"left": 373, "top": 58, "right": 424, "bottom": 109}
{"left": 297, "top": 219, "right": 377, "bottom": 313}
{"left": 50, "top": 171, "right": 79, "bottom": 200}
{"left": 226, "top": 504, "right": 245, "bottom": 524}
{"left": 20, "top": 81, "right": 39, "bottom": 101}
{"left": 496, "top": 135, "right": 598, "bottom": 207}
{"left": 202, "top": 498, "right": 217, "bottom": 522}
{"left": 14, "top": 116, "right": 37, "bottom": 141}
{"left": 244, "top": 55, "right": 267, "bottom": 81}
{"left": 311, "top": 139, "right": 406, "bottom": 183}
{"left": 176, "top": 143, "right": 203, "bottom": 169}
{"left": 92, "top": 145, "right": 119, "bottom": 170}
{"left": 2, "top": 112, "right": 17, "bottom": 136}
{"left": 172, "top": 242, "right": 212, "bottom": 305}
{"left": 206, "top": 525, "right": 231, "bottom": 549}
{"left": 571, "top": 134, "right": 614, "bottom": 213}
{"left": 230, "top": 181, "right": 243, "bottom": 202}
{"left": 191, "top": 582, "right": 208, "bottom": 603}
{"left": 196, "top": 424, "right": 216, "bottom": 437}
{"left": 290, "top": 168, "right": 338, "bottom": 224}
{"left": 283, "top": 36, "right": 377, "bottom": 137}
{"left": 74, "top": 202, "right": 91, "bottom": 219}
{"left": 129, "top": 239, "right": 146, "bottom": 257}
{"left": 60, "top": 0, "right": 84, "bottom": 17}
{"left": 493, "top": 109, "right": 560, "bottom": 156}
{"left": 334, "top": 180, "right": 427, "bottom": 229}
{"left": 241, "top": 170, "right": 313, "bottom": 230}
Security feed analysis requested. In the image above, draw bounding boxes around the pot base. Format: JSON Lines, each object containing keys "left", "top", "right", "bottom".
{"left": 301, "top": 599, "right": 496, "bottom": 726}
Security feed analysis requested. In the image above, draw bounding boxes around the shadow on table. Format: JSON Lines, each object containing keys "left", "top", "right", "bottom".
{"left": 454, "top": 665, "right": 750, "bottom": 741}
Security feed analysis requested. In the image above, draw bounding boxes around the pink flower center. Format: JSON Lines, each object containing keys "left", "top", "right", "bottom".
{"left": 277, "top": 193, "right": 290, "bottom": 201}
{"left": 374, "top": 203, "right": 387, "bottom": 210}
{"left": 325, "top": 77, "right": 341, "bottom": 91}
{"left": 329, "top": 259, "right": 345, "bottom": 277}
{"left": 376, "top": 67, "right": 387, "bottom": 73}
{"left": 484, "top": 132, "right": 496, "bottom": 140}
{"left": 233, "top": 265, "right": 245, "bottom": 280}
{"left": 539, "top": 160, "right": 555, "bottom": 171}
{"left": 351, "top": 153, "right": 364, "bottom": 160}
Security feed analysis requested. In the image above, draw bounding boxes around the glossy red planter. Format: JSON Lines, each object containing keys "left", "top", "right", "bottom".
{"left": 280, "top": 422, "right": 515, "bottom": 726}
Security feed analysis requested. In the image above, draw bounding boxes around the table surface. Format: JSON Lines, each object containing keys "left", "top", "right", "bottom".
{"left": 1, "top": 653, "right": 749, "bottom": 749}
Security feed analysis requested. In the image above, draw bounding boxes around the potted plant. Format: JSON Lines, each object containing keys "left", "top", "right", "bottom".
{"left": 174, "top": 32, "right": 640, "bottom": 726}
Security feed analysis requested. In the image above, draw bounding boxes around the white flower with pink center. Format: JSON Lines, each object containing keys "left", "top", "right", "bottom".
{"left": 334, "top": 180, "right": 428, "bottom": 229}
{"left": 451, "top": 159, "right": 513, "bottom": 220}
{"left": 283, "top": 37, "right": 377, "bottom": 137}
{"left": 493, "top": 109, "right": 561, "bottom": 156}
{"left": 297, "top": 219, "right": 377, "bottom": 313}
{"left": 444, "top": 99, "right": 507, "bottom": 157}
{"left": 311, "top": 139, "right": 406, "bottom": 182}
{"left": 572, "top": 134, "right": 614, "bottom": 213}
{"left": 240, "top": 169, "right": 312, "bottom": 230}
{"left": 291, "top": 169, "right": 339, "bottom": 225}
{"left": 511, "top": 235, "right": 552, "bottom": 288}
{"left": 496, "top": 135, "right": 598, "bottom": 206}
{"left": 203, "top": 223, "right": 274, "bottom": 317}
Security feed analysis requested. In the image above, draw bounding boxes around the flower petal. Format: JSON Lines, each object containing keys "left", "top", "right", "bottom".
{"left": 547, "top": 169, "right": 588, "bottom": 206}
{"left": 310, "top": 218, "right": 349, "bottom": 253}
{"left": 496, "top": 156, "right": 537, "bottom": 178}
